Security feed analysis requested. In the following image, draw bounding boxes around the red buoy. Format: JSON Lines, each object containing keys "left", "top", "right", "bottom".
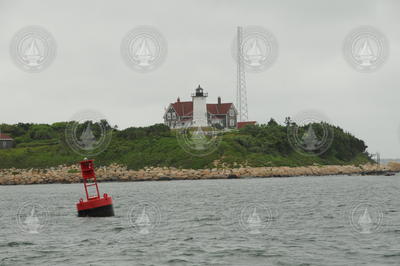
{"left": 76, "top": 159, "right": 114, "bottom": 217}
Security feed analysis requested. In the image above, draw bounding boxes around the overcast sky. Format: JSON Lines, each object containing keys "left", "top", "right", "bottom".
{"left": 0, "top": 0, "right": 399, "bottom": 157}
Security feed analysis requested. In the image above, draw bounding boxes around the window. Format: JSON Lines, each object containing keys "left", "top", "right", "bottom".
{"left": 172, "top": 112, "right": 176, "bottom": 119}
{"left": 230, "top": 119, "right": 235, "bottom": 127}
{"left": 167, "top": 113, "right": 171, "bottom": 120}
{"left": 229, "top": 109, "right": 235, "bottom": 116}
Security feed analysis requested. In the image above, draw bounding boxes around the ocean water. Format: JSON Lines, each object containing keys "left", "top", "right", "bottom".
{"left": 1, "top": 175, "right": 400, "bottom": 266}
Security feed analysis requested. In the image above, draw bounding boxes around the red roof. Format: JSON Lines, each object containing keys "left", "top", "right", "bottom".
{"left": 237, "top": 121, "right": 257, "bottom": 129}
{"left": 171, "top": 101, "right": 233, "bottom": 116}
{"left": 0, "top": 133, "right": 13, "bottom": 140}
{"left": 207, "top": 103, "right": 232, "bottom": 115}
{"left": 172, "top": 101, "right": 193, "bottom": 116}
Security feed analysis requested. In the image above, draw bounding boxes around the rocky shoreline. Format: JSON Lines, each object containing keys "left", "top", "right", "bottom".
{"left": 0, "top": 163, "right": 399, "bottom": 185}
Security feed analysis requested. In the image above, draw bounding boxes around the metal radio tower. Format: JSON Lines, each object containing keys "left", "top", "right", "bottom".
{"left": 236, "top": 26, "right": 248, "bottom": 122}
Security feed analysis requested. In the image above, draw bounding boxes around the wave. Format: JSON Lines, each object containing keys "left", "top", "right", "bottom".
{"left": 4, "top": 241, "right": 34, "bottom": 247}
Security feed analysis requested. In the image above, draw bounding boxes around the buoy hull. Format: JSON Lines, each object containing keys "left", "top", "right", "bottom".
{"left": 76, "top": 196, "right": 114, "bottom": 217}
{"left": 77, "top": 204, "right": 114, "bottom": 217}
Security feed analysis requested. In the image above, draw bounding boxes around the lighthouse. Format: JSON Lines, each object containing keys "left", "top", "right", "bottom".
{"left": 191, "top": 85, "right": 208, "bottom": 127}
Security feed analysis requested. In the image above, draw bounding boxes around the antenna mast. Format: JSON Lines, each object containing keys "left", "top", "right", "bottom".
{"left": 236, "top": 26, "right": 248, "bottom": 122}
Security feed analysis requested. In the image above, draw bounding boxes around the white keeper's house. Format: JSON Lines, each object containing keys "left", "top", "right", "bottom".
{"left": 163, "top": 85, "right": 238, "bottom": 129}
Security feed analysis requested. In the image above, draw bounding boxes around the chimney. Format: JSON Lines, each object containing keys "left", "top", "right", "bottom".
{"left": 218, "top": 96, "right": 221, "bottom": 105}
{"left": 177, "top": 97, "right": 180, "bottom": 103}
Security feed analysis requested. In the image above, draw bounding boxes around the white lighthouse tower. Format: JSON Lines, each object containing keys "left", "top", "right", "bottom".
{"left": 191, "top": 85, "right": 208, "bottom": 127}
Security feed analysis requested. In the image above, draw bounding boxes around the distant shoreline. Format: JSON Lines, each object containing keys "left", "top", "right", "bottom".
{"left": 0, "top": 163, "right": 399, "bottom": 185}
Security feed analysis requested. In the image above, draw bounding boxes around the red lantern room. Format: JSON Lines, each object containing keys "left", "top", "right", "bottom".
{"left": 76, "top": 159, "right": 114, "bottom": 217}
